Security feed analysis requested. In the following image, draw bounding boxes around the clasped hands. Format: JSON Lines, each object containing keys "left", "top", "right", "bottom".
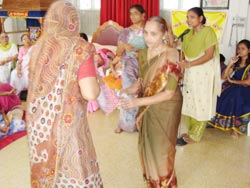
{"left": 117, "top": 79, "right": 142, "bottom": 110}
{"left": 179, "top": 60, "right": 191, "bottom": 69}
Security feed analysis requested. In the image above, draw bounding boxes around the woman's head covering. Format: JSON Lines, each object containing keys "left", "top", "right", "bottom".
{"left": 28, "top": 1, "right": 94, "bottom": 100}
{"left": 43, "top": 1, "right": 79, "bottom": 36}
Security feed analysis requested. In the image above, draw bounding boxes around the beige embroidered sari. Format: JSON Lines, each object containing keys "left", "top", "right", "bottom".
{"left": 137, "top": 48, "right": 183, "bottom": 188}
{"left": 26, "top": 1, "right": 103, "bottom": 188}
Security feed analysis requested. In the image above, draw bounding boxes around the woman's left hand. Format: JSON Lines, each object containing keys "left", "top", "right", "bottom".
{"left": 119, "top": 98, "right": 139, "bottom": 109}
{"left": 228, "top": 77, "right": 236, "bottom": 84}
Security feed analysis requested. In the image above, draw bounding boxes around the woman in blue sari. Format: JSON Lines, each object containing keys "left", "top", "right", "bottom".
{"left": 114, "top": 4, "right": 146, "bottom": 133}
{"left": 208, "top": 39, "right": 250, "bottom": 138}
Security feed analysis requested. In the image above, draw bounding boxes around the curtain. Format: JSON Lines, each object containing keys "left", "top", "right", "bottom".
{"left": 100, "top": 0, "right": 130, "bottom": 27}
{"left": 130, "top": 0, "right": 159, "bottom": 21}
{"left": 100, "top": 0, "right": 159, "bottom": 27}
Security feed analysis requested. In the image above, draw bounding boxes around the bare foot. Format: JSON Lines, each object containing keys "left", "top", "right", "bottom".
{"left": 182, "top": 135, "right": 196, "bottom": 144}
{"left": 180, "top": 133, "right": 188, "bottom": 138}
{"left": 114, "top": 127, "right": 123, "bottom": 134}
{"left": 230, "top": 131, "right": 239, "bottom": 139}
{"left": 0, "top": 126, "right": 10, "bottom": 135}
{"left": 0, "top": 126, "right": 7, "bottom": 133}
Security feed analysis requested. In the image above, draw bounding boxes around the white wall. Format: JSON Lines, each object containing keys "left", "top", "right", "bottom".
{"left": 78, "top": 10, "right": 100, "bottom": 36}
{"left": 247, "top": 3, "right": 250, "bottom": 40}
{"left": 220, "top": 0, "right": 249, "bottom": 63}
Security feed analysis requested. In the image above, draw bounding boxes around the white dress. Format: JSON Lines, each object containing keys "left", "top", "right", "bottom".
{"left": 181, "top": 53, "right": 221, "bottom": 121}
{"left": 10, "top": 47, "right": 33, "bottom": 94}
{"left": 0, "top": 44, "right": 18, "bottom": 83}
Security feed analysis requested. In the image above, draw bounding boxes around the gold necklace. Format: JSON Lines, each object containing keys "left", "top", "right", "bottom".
{"left": 147, "top": 45, "right": 166, "bottom": 66}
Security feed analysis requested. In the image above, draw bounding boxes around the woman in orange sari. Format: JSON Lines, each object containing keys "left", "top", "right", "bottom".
{"left": 26, "top": 1, "right": 103, "bottom": 187}
{"left": 120, "top": 16, "right": 182, "bottom": 188}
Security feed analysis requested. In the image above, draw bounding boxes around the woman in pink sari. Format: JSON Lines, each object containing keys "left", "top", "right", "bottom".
{"left": 26, "top": 1, "right": 103, "bottom": 187}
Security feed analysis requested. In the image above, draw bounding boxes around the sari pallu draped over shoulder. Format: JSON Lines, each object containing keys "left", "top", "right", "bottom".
{"left": 26, "top": 1, "right": 103, "bottom": 188}
{"left": 137, "top": 51, "right": 182, "bottom": 130}
{"left": 143, "top": 55, "right": 182, "bottom": 97}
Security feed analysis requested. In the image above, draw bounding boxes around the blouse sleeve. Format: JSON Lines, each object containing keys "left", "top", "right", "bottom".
{"left": 78, "top": 55, "right": 96, "bottom": 80}
{"left": 164, "top": 75, "right": 178, "bottom": 91}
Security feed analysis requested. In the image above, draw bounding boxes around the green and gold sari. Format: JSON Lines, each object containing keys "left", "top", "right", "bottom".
{"left": 137, "top": 48, "right": 182, "bottom": 188}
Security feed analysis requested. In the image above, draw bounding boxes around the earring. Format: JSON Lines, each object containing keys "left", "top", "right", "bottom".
{"left": 163, "top": 36, "right": 168, "bottom": 44}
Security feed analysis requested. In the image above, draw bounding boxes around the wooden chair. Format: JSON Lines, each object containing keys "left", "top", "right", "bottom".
{"left": 91, "top": 20, "right": 124, "bottom": 46}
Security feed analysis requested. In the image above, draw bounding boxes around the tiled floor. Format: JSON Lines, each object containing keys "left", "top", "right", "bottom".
{"left": 1, "top": 110, "right": 250, "bottom": 188}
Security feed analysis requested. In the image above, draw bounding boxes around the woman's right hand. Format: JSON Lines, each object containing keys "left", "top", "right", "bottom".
{"left": 229, "top": 56, "right": 239, "bottom": 66}
{"left": 124, "top": 43, "right": 133, "bottom": 52}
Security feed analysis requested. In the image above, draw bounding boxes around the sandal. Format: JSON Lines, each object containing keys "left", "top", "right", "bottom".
{"left": 176, "top": 137, "right": 188, "bottom": 146}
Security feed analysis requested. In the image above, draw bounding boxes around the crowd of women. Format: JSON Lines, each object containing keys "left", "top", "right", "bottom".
{"left": 0, "top": 31, "right": 32, "bottom": 138}
{"left": 1, "top": 1, "right": 249, "bottom": 188}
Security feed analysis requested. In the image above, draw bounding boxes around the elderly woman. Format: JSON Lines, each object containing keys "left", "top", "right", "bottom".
{"left": 0, "top": 32, "right": 18, "bottom": 83}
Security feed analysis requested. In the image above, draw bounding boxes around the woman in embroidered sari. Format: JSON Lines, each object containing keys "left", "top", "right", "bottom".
{"left": 114, "top": 4, "right": 147, "bottom": 133}
{"left": 177, "top": 7, "right": 221, "bottom": 146}
{"left": 120, "top": 16, "right": 182, "bottom": 188}
{"left": 208, "top": 39, "right": 250, "bottom": 138}
{"left": 26, "top": 1, "right": 103, "bottom": 188}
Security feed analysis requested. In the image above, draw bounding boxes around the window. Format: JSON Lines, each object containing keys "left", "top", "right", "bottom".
{"left": 80, "top": 0, "right": 100, "bottom": 10}
{"left": 161, "top": 0, "right": 201, "bottom": 10}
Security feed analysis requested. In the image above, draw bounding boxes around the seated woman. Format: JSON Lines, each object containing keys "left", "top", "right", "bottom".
{"left": 0, "top": 32, "right": 18, "bottom": 83}
{"left": 10, "top": 34, "right": 32, "bottom": 95}
{"left": 208, "top": 39, "right": 250, "bottom": 138}
{"left": 0, "top": 83, "right": 25, "bottom": 138}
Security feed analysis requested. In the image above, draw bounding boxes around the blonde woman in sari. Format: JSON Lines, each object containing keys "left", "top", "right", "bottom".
{"left": 120, "top": 16, "right": 182, "bottom": 188}
{"left": 26, "top": 1, "right": 103, "bottom": 187}
{"left": 177, "top": 7, "right": 221, "bottom": 146}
